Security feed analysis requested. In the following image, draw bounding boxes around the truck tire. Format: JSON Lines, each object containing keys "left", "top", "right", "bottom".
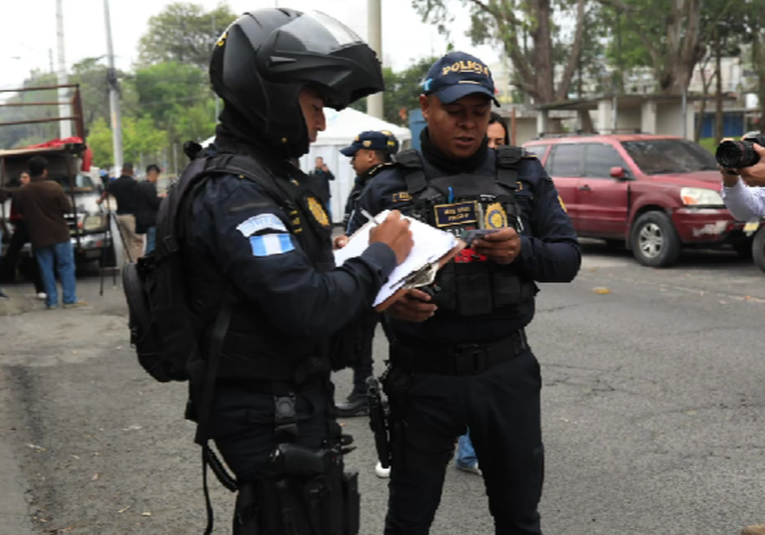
{"left": 630, "top": 211, "right": 682, "bottom": 268}
{"left": 752, "top": 226, "right": 765, "bottom": 273}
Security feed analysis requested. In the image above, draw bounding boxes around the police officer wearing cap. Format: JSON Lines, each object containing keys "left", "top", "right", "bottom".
{"left": 183, "top": 9, "right": 414, "bottom": 534}
{"left": 335, "top": 130, "right": 400, "bottom": 418}
{"left": 348, "top": 51, "right": 581, "bottom": 535}
{"left": 340, "top": 131, "right": 400, "bottom": 232}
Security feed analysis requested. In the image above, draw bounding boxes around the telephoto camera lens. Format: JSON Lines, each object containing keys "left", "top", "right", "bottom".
{"left": 715, "top": 140, "right": 760, "bottom": 169}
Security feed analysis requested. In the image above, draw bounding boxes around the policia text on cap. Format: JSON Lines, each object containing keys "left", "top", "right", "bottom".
{"left": 348, "top": 51, "right": 581, "bottom": 535}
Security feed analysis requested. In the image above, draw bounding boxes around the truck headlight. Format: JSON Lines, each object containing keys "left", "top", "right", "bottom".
{"left": 82, "top": 214, "right": 107, "bottom": 231}
{"left": 680, "top": 187, "right": 724, "bottom": 207}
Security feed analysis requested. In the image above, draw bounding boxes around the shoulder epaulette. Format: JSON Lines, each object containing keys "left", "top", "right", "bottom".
{"left": 368, "top": 162, "right": 395, "bottom": 177}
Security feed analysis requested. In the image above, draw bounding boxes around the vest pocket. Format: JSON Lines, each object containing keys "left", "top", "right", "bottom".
{"left": 455, "top": 262, "right": 493, "bottom": 316}
{"left": 490, "top": 263, "right": 524, "bottom": 307}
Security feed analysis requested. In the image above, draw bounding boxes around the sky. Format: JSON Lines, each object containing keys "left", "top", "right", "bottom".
{"left": 0, "top": 0, "right": 501, "bottom": 91}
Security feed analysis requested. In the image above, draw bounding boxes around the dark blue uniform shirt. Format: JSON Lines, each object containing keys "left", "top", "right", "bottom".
{"left": 348, "top": 150, "right": 581, "bottom": 345}
{"left": 191, "top": 173, "right": 397, "bottom": 341}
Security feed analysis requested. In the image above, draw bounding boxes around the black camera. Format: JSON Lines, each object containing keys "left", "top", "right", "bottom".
{"left": 715, "top": 133, "right": 765, "bottom": 169}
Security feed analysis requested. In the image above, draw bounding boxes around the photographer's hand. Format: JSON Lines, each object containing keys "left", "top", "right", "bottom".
{"left": 738, "top": 144, "right": 765, "bottom": 187}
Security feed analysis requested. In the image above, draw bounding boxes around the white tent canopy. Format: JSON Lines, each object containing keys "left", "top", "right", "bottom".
{"left": 202, "top": 108, "right": 412, "bottom": 225}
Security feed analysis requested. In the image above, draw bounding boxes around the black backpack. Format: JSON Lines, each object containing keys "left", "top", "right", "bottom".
{"left": 122, "top": 152, "right": 291, "bottom": 385}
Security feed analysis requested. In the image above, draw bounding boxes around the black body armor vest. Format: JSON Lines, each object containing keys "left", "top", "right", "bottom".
{"left": 396, "top": 146, "right": 535, "bottom": 317}
{"left": 183, "top": 153, "right": 335, "bottom": 383}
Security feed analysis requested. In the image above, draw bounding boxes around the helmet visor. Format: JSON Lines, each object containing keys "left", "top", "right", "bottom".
{"left": 256, "top": 10, "right": 384, "bottom": 110}
{"left": 273, "top": 10, "right": 364, "bottom": 53}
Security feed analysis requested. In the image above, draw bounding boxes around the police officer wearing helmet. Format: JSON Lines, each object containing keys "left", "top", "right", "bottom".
{"left": 348, "top": 52, "right": 581, "bottom": 535}
{"left": 186, "top": 9, "right": 413, "bottom": 534}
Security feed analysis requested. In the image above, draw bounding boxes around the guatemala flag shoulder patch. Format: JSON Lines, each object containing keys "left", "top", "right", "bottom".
{"left": 249, "top": 233, "right": 295, "bottom": 257}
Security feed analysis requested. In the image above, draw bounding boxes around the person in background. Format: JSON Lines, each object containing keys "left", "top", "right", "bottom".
{"left": 717, "top": 137, "right": 765, "bottom": 535}
{"left": 307, "top": 156, "right": 335, "bottom": 221}
{"left": 720, "top": 139, "right": 765, "bottom": 221}
{"left": 97, "top": 162, "right": 143, "bottom": 262}
{"left": 0, "top": 171, "right": 46, "bottom": 300}
{"left": 135, "top": 164, "right": 163, "bottom": 255}
{"left": 453, "top": 111, "right": 512, "bottom": 477}
{"left": 334, "top": 130, "right": 400, "bottom": 421}
{"left": 14, "top": 157, "right": 85, "bottom": 310}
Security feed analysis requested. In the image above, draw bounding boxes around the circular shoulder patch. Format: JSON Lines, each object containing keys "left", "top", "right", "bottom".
{"left": 307, "top": 196, "right": 330, "bottom": 227}
{"left": 484, "top": 202, "right": 508, "bottom": 229}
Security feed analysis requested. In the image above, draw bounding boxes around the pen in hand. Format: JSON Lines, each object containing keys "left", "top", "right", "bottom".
{"left": 360, "top": 207, "right": 380, "bottom": 226}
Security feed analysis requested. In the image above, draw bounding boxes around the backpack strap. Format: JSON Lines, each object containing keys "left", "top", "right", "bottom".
{"left": 394, "top": 149, "right": 428, "bottom": 195}
{"left": 495, "top": 146, "right": 525, "bottom": 190}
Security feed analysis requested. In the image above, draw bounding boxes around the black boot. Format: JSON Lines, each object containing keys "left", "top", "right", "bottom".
{"left": 335, "top": 392, "right": 369, "bottom": 417}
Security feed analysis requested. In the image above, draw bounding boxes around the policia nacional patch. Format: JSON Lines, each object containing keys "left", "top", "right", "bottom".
{"left": 306, "top": 196, "right": 331, "bottom": 228}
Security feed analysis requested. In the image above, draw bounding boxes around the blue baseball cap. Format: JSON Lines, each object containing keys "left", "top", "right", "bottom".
{"left": 422, "top": 51, "right": 499, "bottom": 106}
{"left": 340, "top": 130, "right": 400, "bottom": 157}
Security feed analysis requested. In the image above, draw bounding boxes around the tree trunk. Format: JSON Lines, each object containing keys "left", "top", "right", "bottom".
{"left": 714, "top": 26, "right": 724, "bottom": 144}
{"left": 531, "top": 0, "right": 555, "bottom": 103}
{"left": 694, "top": 57, "right": 714, "bottom": 143}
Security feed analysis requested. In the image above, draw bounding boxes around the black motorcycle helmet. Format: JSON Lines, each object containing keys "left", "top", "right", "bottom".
{"left": 210, "top": 8, "right": 384, "bottom": 158}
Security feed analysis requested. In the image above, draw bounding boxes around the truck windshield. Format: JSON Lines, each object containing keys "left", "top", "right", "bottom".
{"left": 53, "top": 174, "right": 95, "bottom": 192}
{"left": 621, "top": 139, "right": 718, "bottom": 175}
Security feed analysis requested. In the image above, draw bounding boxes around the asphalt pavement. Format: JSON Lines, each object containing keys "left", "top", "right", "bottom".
{"left": 2, "top": 243, "right": 765, "bottom": 534}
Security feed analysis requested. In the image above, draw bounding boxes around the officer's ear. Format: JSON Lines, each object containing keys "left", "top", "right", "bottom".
{"left": 420, "top": 94, "right": 430, "bottom": 121}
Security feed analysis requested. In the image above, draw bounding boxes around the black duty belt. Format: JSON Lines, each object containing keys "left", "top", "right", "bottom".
{"left": 393, "top": 329, "right": 528, "bottom": 376}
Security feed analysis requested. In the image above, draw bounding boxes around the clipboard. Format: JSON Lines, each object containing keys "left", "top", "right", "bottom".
{"left": 333, "top": 209, "right": 466, "bottom": 312}
{"left": 372, "top": 238, "right": 465, "bottom": 312}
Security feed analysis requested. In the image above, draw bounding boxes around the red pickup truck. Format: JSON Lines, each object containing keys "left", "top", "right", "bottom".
{"left": 523, "top": 134, "right": 750, "bottom": 267}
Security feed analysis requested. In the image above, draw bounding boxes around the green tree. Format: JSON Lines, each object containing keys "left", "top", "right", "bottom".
{"left": 351, "top": 57, "right": 436, "bottom": 125}
{"left": 88, "top": 115, "right": 169, "bottom": 168}
{"left": 0, "top": 71, "right": 59, "bottom": 149}
{"left": 133, "top": 61, "right": 209, "bottom": 127}
{"left": 138, "top": 2, "right": 238, "bottom": 70}
{"left": 413, "top": 0, "right": 589, "bottom": 104}
{"left": 87, "top": 118, "right": 115, "bottom": 168}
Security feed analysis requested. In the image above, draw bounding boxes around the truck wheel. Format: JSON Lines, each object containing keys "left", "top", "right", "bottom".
{"left": 752, "top": 227, "right": 765, "bottom": 273}
{"left": 630, "top": 212, "right": 681, "bottom": 268}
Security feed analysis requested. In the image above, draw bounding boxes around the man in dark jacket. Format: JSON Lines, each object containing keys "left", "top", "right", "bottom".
{"left": 135, "top": 164, "right": 163, "bottom": 254}
{"left": 0, "top": 172, "right": 46, "bottom": 299}
{"left": 97, "top": 162, "right": 143, "bottom": 262}
{"left": 307, "top": 156, "right": 335, "bottom": 220}
{"left": 14, "top": 157, "right": 85, "bottom": 309}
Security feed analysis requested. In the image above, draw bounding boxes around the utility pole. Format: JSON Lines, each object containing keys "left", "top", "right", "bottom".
{"left": 104, "top": 0, "right": 123, "bottom": 171}
{"left": 56, "top": 0, "right": 72, "bottom": 139}
{"left": 367, "top": 0, "right": 383, "bottom": 119}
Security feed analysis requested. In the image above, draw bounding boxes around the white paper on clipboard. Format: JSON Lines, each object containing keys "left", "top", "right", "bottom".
{"left": 333, "top": 210, "right": 458, "bottom": 307}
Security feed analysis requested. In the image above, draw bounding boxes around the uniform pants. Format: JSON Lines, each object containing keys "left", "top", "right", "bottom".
{"left": 210, "top": 381, "right": 334, "bottom": 482}
{"left": 385, "top": 348, "right": 544, "bottom": 535}
{"left": 116, "top": 214, "right": 144, "bottom": 263}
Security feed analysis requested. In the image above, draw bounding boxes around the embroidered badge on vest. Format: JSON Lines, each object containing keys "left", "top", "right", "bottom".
{"left": 484, "top": 202, "right": 508, "bottom": 229}
{"left": 306, "top": 196, "right": 330, "bottom": 227}
{"left": 433, "top": 201, "right": 479, "bottom": 227}
{"left": 392, "top": 191, "right": 412, "bottom": 203}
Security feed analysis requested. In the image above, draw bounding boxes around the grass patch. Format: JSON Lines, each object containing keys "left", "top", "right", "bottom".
{"left": 698, "top": 137, "right": 717, "bottom": 153}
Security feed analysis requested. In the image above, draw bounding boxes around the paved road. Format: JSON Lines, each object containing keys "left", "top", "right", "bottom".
{"left": 1, "top": 242, "right": 765, "bottom": 534}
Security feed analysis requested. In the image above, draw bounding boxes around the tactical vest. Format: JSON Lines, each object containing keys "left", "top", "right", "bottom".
{"left": 182, "top": 152, "right": 337, "bottom": 383}
{"left": 396, "top": 146, "right": 535, "bottom": 317}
